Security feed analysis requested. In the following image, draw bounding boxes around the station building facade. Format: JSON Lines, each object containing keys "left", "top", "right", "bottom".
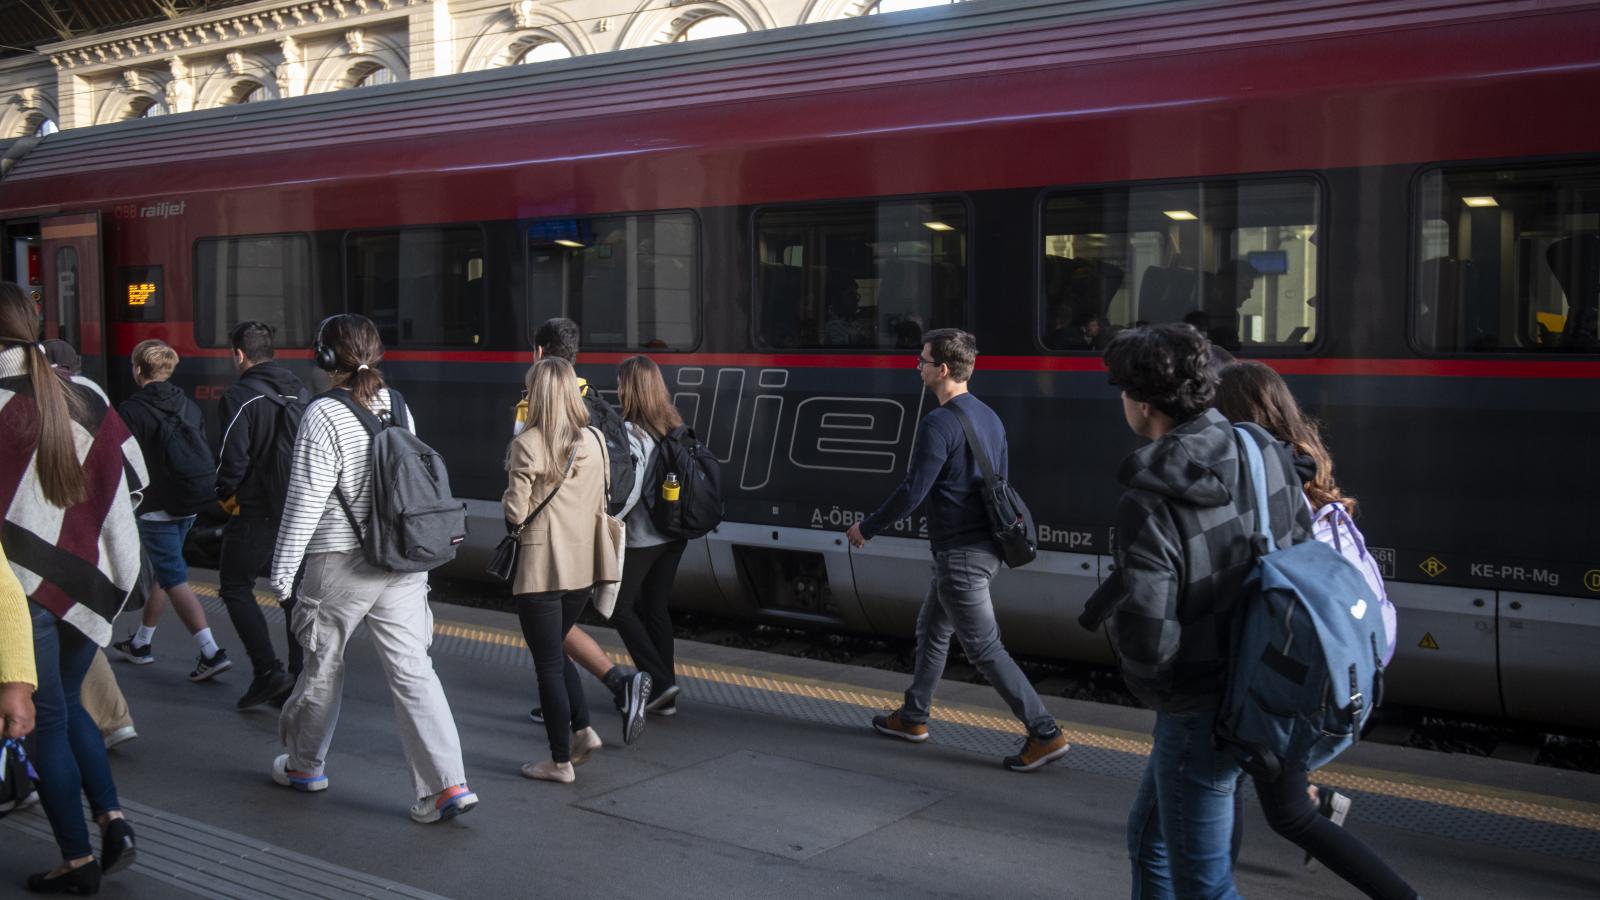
{"left": 0, "top": 0, "right": 953, "bottom": 138}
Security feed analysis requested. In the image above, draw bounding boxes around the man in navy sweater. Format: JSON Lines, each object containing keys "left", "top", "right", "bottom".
{"left": 846, "top": 329, "right": 1068, "bottom": 771}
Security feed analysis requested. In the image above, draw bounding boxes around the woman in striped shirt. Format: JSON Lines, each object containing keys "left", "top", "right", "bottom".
{"left": 269, "top": 314, "right": 478, "bottom": 825}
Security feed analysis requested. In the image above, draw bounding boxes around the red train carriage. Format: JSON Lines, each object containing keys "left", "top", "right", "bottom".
{"left": 4, "top": 0, "right": 1598, "bottom": 728}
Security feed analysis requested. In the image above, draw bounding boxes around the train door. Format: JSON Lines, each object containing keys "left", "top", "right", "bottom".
{"left": 39, "top": 213, "right": 104, "bottom": 383}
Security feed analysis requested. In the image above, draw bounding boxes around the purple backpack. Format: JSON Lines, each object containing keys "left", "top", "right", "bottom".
{"left": 1311, "top": 502, "right": 1397, "bottom": 666}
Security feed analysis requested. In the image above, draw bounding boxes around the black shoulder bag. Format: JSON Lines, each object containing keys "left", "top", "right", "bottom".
{"left": 948, "top": 402, "right": 1038, "bottom": 569}
{"left": 487, "top": 445, "right": 577, "bottom": 583}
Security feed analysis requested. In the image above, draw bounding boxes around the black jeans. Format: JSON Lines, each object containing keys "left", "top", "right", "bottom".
{"left": 219, "top": 515, "right": 301, "bottom": 678}
{"left": 516, "top": 589, "right": 593, "bottom": 763}
{"left": 610, "top": 540, "right": 686, "bottom": 690}
{"left": 1238, "top": 768, "right": 1418, "bottom": 900}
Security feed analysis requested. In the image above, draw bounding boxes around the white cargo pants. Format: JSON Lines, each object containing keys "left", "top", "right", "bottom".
{"left": 278, "top": 549, "right": 467, "bottom": 799}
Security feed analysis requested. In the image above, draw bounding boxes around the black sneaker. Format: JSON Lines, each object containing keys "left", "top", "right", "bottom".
{"left": 237, "top": 667, "right": 294, "bottom": 710}
{"left": 651, "top": 700, "right": 677, "bottom": 717}
{"left": 1305, "top": 787, "right": 1351, "bottom": 870}
{"left": 189, "top": 648, "right": 232, "bottom": 682}
{"left": 620, "top": 670, "right": 652, "bottom": 745}
{"left": 528, "top": 707, "right": 544, "bottom": 725}
{"left": 112, "top": 636, "right": 154, "bottom": 665}
{"left": 646, "top": 684, "right": 680, "bottom": 713}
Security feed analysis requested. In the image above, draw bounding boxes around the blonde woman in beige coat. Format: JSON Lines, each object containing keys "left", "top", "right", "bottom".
{"left": 503, "top": 358, "right": 620, "bottom": 784}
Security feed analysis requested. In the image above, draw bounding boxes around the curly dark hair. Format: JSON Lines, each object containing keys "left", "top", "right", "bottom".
{"left": 1104, "top": 323, "right": 1215, "bottom": 422}
{"left": 534, "top": 317, "right": 581, "bottom": 363}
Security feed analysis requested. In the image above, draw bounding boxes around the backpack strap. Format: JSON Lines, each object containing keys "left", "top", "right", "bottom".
{"left": 588, "top": 426, "right": 613, "bottom": 507}
{"left": 1233, "top": 425, "right": 1281, "bottom": 552}
{"left": 946, "top": 401, "right": 1001, "bottom": 494}
{"left": 316, "top": 388, "right": 389, "bottom": 541}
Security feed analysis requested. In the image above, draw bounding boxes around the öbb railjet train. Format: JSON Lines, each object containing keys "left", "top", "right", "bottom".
{"left": 3, "top": 0, "right": 1596, "bottom": 729}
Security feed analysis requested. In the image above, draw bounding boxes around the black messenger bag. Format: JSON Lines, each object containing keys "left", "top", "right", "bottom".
{"left": 948, "top": 403, "right": 1038, "bottom": 569}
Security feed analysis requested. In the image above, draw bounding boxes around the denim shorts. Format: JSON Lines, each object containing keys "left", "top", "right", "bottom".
{"left": 137, "top": 516, "right": 195, "bottom": 589}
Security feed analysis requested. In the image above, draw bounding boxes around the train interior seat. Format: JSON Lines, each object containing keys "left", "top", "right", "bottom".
{"left": 1546, "top": 233, "right": 1600, "bottom": 350}
{"left": 1136, "top": 264, "right": 1198, "bottom": 325}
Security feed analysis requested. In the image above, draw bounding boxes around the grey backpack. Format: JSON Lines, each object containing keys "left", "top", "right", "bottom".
{"left": 325, "top": 389, "right": 467, "bottom": 573}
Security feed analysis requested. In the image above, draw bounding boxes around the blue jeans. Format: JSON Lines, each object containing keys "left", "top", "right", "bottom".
{"left": 29, "top": 601, "right": 121, "bottom": 860}
{"left": 1128, "top": 708, "right": 1243, "bottom": 899}
{"left": 901, "top": 544, "right": 1055, "bottom": 736}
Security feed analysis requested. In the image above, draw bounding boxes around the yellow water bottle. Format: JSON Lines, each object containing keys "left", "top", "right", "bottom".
{"left": 661, "top": 473, "right": 681, "bottom": 502}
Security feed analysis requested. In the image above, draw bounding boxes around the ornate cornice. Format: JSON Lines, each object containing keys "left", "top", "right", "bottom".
{"left": 45, "top": 0, "right": 419, "bottom": 73}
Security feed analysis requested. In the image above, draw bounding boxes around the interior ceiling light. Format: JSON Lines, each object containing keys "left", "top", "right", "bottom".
{"left": 1462, "top": 196, "right": 1499, "bottom": 208}
{"left": 554, "top": 239, "right": 585, "bottom": 248}
{"left": 923, "top": 221, "right": 955, "bottom": 231}
{"left": 1163, "top": 210, "right": 1198, "bottom": 221}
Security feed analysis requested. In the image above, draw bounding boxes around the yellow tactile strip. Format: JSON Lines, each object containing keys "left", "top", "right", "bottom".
{"left": 198, "top": 583, "right": 1600, "bottom": 834}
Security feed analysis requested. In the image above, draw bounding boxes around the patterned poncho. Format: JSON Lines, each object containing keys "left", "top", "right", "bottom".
{"left": 0, "top": 346, "right": 147, "bottom": 646}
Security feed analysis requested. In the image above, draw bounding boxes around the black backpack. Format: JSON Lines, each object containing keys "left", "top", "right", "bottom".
{"left": 255, "top": 390, "right": 307, "bottom": 520}
{"left": 139, "top": 395, "right": 216, "bottom": 515}
{"left": 643, "top": 424, "right": 723, "bottom": 539}
{"left": 582, "top": 388, "right": 637, "bottom": 518}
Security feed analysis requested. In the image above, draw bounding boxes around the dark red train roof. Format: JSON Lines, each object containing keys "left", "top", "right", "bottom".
{"left": 3, "top": 0, "right": 1599, "bottom": 217}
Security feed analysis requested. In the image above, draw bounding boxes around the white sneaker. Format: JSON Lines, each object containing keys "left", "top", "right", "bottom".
{"left": 103, "top": 726, "right": 138, "bottom": 750}
{"left": 271, "top": 753, "right": 328, "bottom": 792}
{"left": 409, "top": 785, "right": 478, "bottom": 824}
{"left": 570, "top": 727, "right": 602, "bottom": 765}
{"left": 520, "top": 759, "right": 575, "bottom": 783}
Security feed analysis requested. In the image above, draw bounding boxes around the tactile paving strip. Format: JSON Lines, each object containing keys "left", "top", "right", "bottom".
{"left": 196, "top": 588, "right": 1600, "bottom": 864}
{"left": 3, "top": 797, "right": 449, "bottom": 900}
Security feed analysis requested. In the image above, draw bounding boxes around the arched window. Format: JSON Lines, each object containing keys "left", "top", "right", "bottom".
{"left": 131, "top": 98, "right": 167, "bottom": 119}
{"left": 232, "top": 81, "right": 266, "bottom": 104}
{"left": 867, "top": 0, "right": 955, "bottom": 13}
{"left": 673, "top": 14, "right": 749, "bottom": 42}
{"left": 516, "top": 42, "right": 573, "bottom": 65}
{"left": 33, "top": 118, "right": 59, "bottom": 137}
{"left": 353, "top": 66, "right": 396, "bottom": 88}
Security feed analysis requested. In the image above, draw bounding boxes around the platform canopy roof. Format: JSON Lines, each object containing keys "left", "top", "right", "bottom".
{"left": 0, "top": 0, "right": 260, "bottom": 58}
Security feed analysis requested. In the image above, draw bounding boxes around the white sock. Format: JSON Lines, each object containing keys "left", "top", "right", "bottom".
{"left": 194, "top": 628, "right": 219, "bottom": 658}
{"left": 133, "top": 625, "right": 156, "bottom": 648}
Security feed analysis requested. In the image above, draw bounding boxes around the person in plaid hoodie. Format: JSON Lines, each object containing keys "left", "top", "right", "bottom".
{"left": 1082, "top": 323, "right": 1309, "bottom": 899}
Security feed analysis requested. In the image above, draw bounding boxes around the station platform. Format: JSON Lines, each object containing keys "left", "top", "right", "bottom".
{"left": 4, "top": 577, "right": 1599, "bottom": 899}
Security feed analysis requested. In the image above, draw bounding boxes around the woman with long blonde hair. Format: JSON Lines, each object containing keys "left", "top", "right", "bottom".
{"left": 610, "top": 356, "right": 690, "bottom": 716}
{"left": 503, "top": 358, "right": 618, "bottom": 783}
{"left": 0, "top": 283, "right": 144, "bottom": 892}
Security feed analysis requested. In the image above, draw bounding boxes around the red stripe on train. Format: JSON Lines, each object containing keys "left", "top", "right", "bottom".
{"left": 109, "top": 332, "right": 1600, "bottom": 379}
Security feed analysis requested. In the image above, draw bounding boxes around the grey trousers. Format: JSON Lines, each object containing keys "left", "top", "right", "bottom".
{"left": 278, "top": 550, "right": 467, "bottom": 799}
{"left": 901, "top": 543, "right": 1056, "bottom": 736}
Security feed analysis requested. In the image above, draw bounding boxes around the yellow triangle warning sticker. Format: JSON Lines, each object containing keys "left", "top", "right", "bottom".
{"left": 1418, "top": 632, "right": 1440, "bottom": 650}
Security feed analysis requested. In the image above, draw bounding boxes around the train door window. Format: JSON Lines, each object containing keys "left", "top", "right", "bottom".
{"left": 1040, "top": 179, "right": 1320, "bottom": 352}
{"left": 527, "top": 212, "right": 698, "bottom": 351}
{"left": 346, "top": 226, "right": 486, "bottom": 347}
{"left": 112, "top": 266, "right": 164, "bottom": 322}
{"left": 755, "top": 197, "right": 968, "bottom": 349}
{"left": 55, "top": 247, "right": 78, "bottom": 347}
{"left": 1414, "top": 163, "right": 1600, "bottom": 353}
{"left": 194, "top": 235, "right": 313, "bottom": 347}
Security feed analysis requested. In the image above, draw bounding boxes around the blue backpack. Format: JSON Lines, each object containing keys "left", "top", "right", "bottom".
{"left": 1215, "top": 426, "right": 1389, "bottom": 780}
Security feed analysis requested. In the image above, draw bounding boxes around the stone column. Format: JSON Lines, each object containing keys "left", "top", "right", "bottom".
{"left": 408, "top": 0, "right": 454, "bottom": 80}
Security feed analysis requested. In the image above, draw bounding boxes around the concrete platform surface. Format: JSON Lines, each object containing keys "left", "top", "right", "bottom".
{"left": 4, "top": 581, "right": 1598, "bottom": 899}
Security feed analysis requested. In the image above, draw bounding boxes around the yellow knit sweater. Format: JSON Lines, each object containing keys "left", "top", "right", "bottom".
{"left": 0, "top": 544, "right": 37, "bottom": 688}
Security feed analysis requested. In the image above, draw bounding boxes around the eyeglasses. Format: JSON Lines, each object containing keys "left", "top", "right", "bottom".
{"left": 914, "top": 356, "right": 938, "bottom": 368}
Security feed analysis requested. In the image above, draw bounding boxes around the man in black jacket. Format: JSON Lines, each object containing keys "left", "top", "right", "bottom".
{"left": 214, "top": 322, "right": 310, "bottom": 709}
{"left": 1082, "top": 324, "right": 1309, "bottom": 898}
{"left": 114, "top": 339, "right": 232, "bottom": 683}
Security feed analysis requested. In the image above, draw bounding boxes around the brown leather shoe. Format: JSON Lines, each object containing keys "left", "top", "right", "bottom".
{"left": 1003, "top": 730, "right": 1070, "bottom": 771}
{"left": 872, "top": 710, "right": 929, "bottom": 743}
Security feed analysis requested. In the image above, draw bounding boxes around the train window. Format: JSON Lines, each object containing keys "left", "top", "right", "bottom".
{"left": 347, "top": 226, "right": 486, "bottom": 347}
{"left": 194, "top": 235, "right": 313, "bottom": 347}
{"left": 755, "top": 198, "right": 968, "bottom": 349}
{"left": 1040, "top": 179, "right": 1320, "bottom": 352}
{"left": 1414, "top": 164, "right": 1600, "bottom": 353}
{"left": 527, "top": 212, "right": 698, "bottom": 351}
{"left": 112, "top": 266, "right": 164, "bottom": 322}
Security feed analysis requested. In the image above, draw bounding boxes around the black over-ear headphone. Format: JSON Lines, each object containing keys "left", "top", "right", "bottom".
{"left": 313, "top": 314, "right": 342, "bottom": 372}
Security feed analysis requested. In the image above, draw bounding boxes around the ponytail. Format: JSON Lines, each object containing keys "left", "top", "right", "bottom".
{"left": 347, "top": 363, "right": 386, "bottom": 408}
{"left": 0, "top": 282, "right": 86, "bottom": 508}
{"left": 26, "top": 342, "right": 87, "bottom": 507}
{"left": 319, "top": 315, "right": 387, "bottom": 408}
